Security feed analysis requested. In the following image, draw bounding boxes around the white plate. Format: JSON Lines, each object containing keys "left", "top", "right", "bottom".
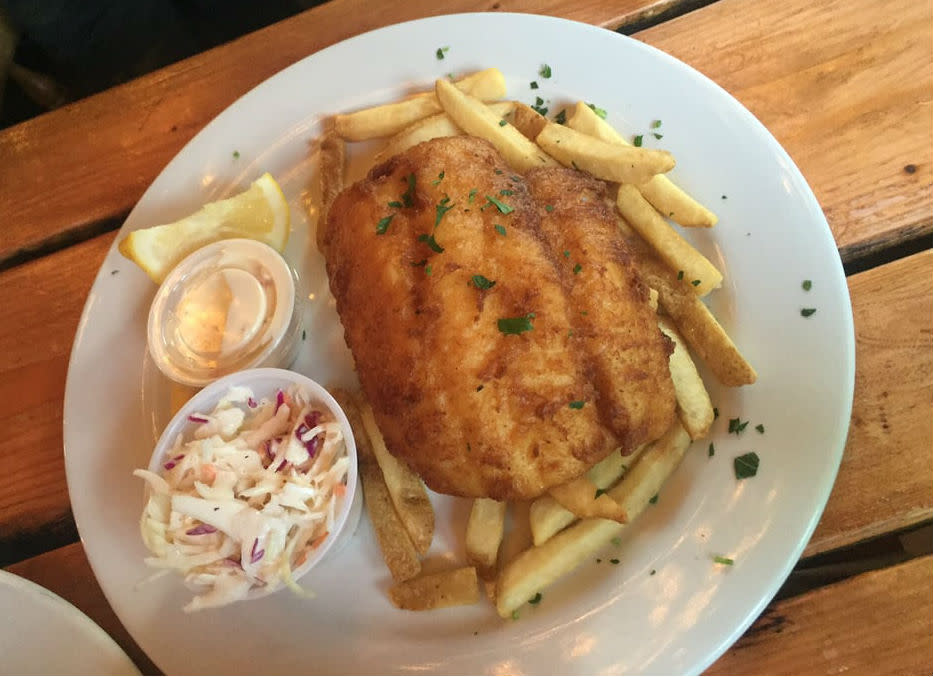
{"left": 64, "top": 13, "right": 855, "bottom": 675}
{"left": 0, "top": 570, "right": 139, "bottom": 675}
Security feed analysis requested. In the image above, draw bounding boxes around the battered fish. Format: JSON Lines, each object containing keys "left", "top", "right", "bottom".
{"left": 322, "top": 136, "right": 674, "bottom": 500}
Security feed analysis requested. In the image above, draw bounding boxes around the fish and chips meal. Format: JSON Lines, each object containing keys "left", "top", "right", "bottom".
{"left": 122, "top": 65, "right": 756, "bottom": 618}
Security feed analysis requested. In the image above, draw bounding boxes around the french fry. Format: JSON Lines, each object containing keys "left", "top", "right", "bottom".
{"left": 496, "top": 422, "right": 691, "bottom": 618}
{"left": 435, "top": 77, "right": 557, "bottom": 172}
{"left": 535, "top": 122, "right": 674, "bottom": 184}
{"left": 658, "top": 315, "right": 715, "bottom": 439}
{"left": 373, "top": 101, "right": 514, "bottom": 166}
{"left": 509, "top": 102, "right": 549, "bottom": 141}
{"left": 331, "top": 389, "right": 421, "bottom": 582}
{"left": 640, "top": 258, "right": 757, "bottom": 386}
{"left": 389, "top": 566, "right": 480, "bottom": 611}
{"left": 465, "top": 498, "right": 507, "bottom": 580}
{"left": 316, "top": 121, "right": 345, "bottom": 252}
{"left": 568, "top": 101, "right": 717, "bottom": 227}
{"left": 616, "top": 183, "right": 722, "bottom": 296}
{"left": 529, "top": 447, "right": 644, "bottom": 546}
{"left": 548, "top": 477, "right": 627, "bottom": 522}
{"left": 357, "top": 397, "right": 434, "bottom": 554}
{"left": 334, "top": 68, "right": 506, "bottom": 141}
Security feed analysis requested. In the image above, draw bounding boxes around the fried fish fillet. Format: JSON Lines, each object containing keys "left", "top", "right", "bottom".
{"left": 322, "top": 136, "right": 674, "bottom": 500}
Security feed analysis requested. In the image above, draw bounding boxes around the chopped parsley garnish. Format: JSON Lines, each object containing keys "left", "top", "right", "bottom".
{"left": 554, "top": 109, "right": 567, "bottom": 124}
{"left": 573, "top": 263, "right": 582, "bottom": 274}
{"left": 544, "top": 204, "right": 554, "bottom": 212}
{"left": 653, "top": 133, "right": 663, "bottom": 140}
{"left": 424, "top": 264, "right": 433, "bottom": 276}
{"left": 528, "top": 592, "right": 543, "bottom": 605}
{"left": 511, "top": 610, "right": 520, "bottom": 620}
{"left": 468, "top": 188, "right": 478, "bottom": 203}
{"left": 568, "top": 400, "right": 585, "bottom": 409}
{"left": 802, "top": 279, "right": 813, "bottom": 291}
{"left": 755, "top": 424, "right": 765, "bottom": 434}
{"left": 722, "top": 194, "right": 728, "bottom": 200}
{"left": 232, "top": 150, "right": 240, "bottom": 159}
{"left": 484, "top": 195, "right": 514, "bottom": 214}
{"left": 713, "top": 555, "right": 734, "bottom": 566}
{"left": 713, "top": 407, "right": 719, "bottom": 419}
{"left": 734, "top": 452, "right": 760, "bottom": 480}
{"left": 436, "top": 46, "right": 449, "bottom": 60}
{"left": 610, "top": 558, "right": 620, "bottom": 565}
{"left": 494, "top": 168, "right": 503, "bottom": 175}
{"left": 499, "top": 189, "right": 514, "bottom": 196}
{"left": 471, "top": 274, "right": 496, "bottom": 290}
{"left": 510, "top": 175, "right": 522, "bottom": 182}
{"left": 677, "top": 270, "right": 684, "bottom": 280}
{"left": 649, "top": 494, "right": 658, "bottom": 504}
{"left": 494, "top": 224, "right": 507, "bottom": 236}
{"left": 539, "top": 64, "right": 552, "bottom": 78}
{"left": 801, "top": 307, "right": 817, "bottom": 317}
{"left": 432, "top": 171, "right": 445, "bottom": 186}
{"left": 387, "top": 200, "right": 402, "bottom": 208}
{"left": 498, "top": 314, "right": 535, "bottom": 335}
{"left": 401, "top": 173, "right": 416, "bottom": 207}
{"left": 417, "top": 233, "right": 444, "bottom": 253}
{"left": 301, "top": 330, "right": 306, "bottom": 340}
{"left": 435, "top": 196, "right": 455, "bottom": 227}
{"left": 708, "top": 442, "right": 715, "bottom": 458}
{"left": 728, "top": 418, "right": 749, "bottom": 435}
{"left": 633, "top": 135, "right": 644, "bottom": 147}
{"left": 530, "top": 81, "right": 539, "bottom": 90}
{"left": 691, "top": 279, "right": 701, "bottom": 287}
{"left": 650, "top": 569, "right": 656, "bottom": 576}
{"left": 563, "top": 250, "right": 570, "bottom": 258}
{"left": 611, "top": 536, "right": 622, "bottom": 546}
{"left": 530, "top": 96, "right": 548, "bottom": 116}
{"left": 651, "top": 119, "right": 662, "bottom": 129}
{"left": 594, "top": 488, "right": 606, "bottom": 498}
{"left": 376, "top": 215, "right": 394, "bottom": 234}
{"left": 499, "top": 119, "right": 508, "bottom": 126}
{"left": 586, "top": 103, "right": 607, "bottom": 119}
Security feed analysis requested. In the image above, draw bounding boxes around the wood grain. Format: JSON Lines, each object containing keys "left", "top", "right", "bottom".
{"left": 804, "top": 250, "right": 933, "bottom": 557}
{"left": 707, "top": 555, "right": 933, "bottom": 675}
{"left": 0, "top": 0, "right": 673, "bottom": 267}
{"left": 640, "top": 0, "right": 933, "bottom": 263}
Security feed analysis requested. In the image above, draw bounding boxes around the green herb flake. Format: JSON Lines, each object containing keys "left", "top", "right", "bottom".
{"left": 499, "top": 118, "right": 508, "bottom": 126}
{"left": 649, "top": 494, "right": 658, "bottom": 504}
{"left": 497, "top": 314, "right": 535, "bottom": 335}
{"left": 611, "top": 536, "right": 622, "bottom": 546}
{"left": 650, "top": 569, "right": 656, "bottom": 576}
{"left": 801, "top": 307, "right": 817, "bottom": 317}
{"left": 734, "top": 452, "right": 760, "bottom": 480}
{"left": 510, "top": 175, "right": 522, "bottom": 182}
{"left": 471, "top": 274, "right": 496, "bottom": 290}
{"left": 692, "top": 279, "right": 701, "bottom": 287}
{"left": 568, "top": 400, "right": 585, "bottom": 409}
{"left": 708, "top": 443, "right": 715, "bottom": 458}
{"left": 436, "top": 46, "right": 449, "bottom": 60}
{"left": 563, "top": 250, "right": 570, "bottom": 258}
{"left": 401, "top": 173, "right": 416, "bottom": 207}
{"left": 528, "top": 592, "right": 543, "bottom": 605}
{"left": 544, "top": 204, "right": 554, "bottom": 213}
{"left": 554, "top": 109, "right": 567, "bottom": 125}
{"left": 494, "top": 224, "right": 507, "bottom": 236}
{"left": 594, "top": 488, "right": 606, "bottom": 499}
{"left": 376, "top": 215, "right": 394, "bottom": 234}
{"left": 713, "top": 555, "right": 735, "bottom": 566}
{"left": 468, "top": 188, "right": 478, "bottom": 203}
{"left": 301, "top": 330, "right": 306, "bottom": 341}
{"left": 540, "top": 64, "right": 552, "bottom": 78}
{"left": 500, "top": 189, "right": 514, "bottom": 196}
{"left": 387, "top": 200, "right": 403, "bottom": 208}
{"left": 651, "top": 119, "right": 662, "bottom": 129}
{"left": 728, "top": 418, "right": 749, "bottom": 435}
{"left": 722, "top": 194, "right": 728, "bottom": 200}
{"left": 713, "top": 407, "right": 719, "bottom": 419}
{"left": 573, "top": 263, "right": 582, "bottom": 274}
{"left": 232, "top": 150, "right": 240, "bottom": 159}
{"left": 432, "top": 171, "right": 446, "bottom": 186}
{"left": 610, "top": 558, "right": 620, "bottom": 565}
{"left": 484, "top": 195, "right": 514, "bottom": 214}
{"left": 755, "top": 424, "right": 765, "bottom": 434}
{"left": 653, "top": 133, "right": 663, "bottom": 140}
{"left": 586, "top": 103, "right": 607, "bottom": 119}
{"left": 511, "top": 610, "right": 520, "bottom": 620}
{"left": 417, "top": 233, "right": 444, "bottom": 253}
{"left": 434, "top": 197, "right": 456, "bottom": 228}
{"left": 425, "top": 264, "right": 434, "bottom": 276}
{"left": 633, "top": 135, "right": 644, "bottom": 147}
{"left": 802, "top": 279, "right": 813, "bottom": 291}
{"left": 677, "top": 270, "right": 684, "bottom": 280}
{"left": 530, "top": 81, "right": 539, "bottom": 90}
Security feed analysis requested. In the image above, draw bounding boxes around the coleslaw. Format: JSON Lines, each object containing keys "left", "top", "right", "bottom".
{"left": 134, "top": 384, "right": 349, "bottom": 611}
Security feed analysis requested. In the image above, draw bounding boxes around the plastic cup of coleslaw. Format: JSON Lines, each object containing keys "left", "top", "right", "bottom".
{"left": 140, "top": 368, "right": 362, "bottom": 611}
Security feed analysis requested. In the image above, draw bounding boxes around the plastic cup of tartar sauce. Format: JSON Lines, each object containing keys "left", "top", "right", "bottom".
{"left": 147, "top": 239, "right": 302, "bottom": 387}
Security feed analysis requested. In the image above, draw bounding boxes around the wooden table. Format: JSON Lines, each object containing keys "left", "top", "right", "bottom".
{"left": 1, "top": 0, "right": 930, "bottom": 673}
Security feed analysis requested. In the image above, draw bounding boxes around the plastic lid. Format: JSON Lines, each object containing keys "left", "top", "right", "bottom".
{"left": 147, "top": 239, "right": 297, "bottom": 386}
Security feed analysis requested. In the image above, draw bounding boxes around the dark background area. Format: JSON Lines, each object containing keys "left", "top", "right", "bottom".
{"left": 0, "top": 0, "right": 325, "bottom": 129}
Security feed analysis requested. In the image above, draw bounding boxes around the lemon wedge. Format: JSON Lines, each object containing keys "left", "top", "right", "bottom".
{"left": 118, "top": 173, "right": 290, "bottom": 283}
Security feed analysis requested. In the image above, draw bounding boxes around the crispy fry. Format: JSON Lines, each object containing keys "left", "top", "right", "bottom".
{"left": 357, "top": 397, "right": 434, "bottom": 554}
{"left": 616, "top": 183, "right": 722, "bottom": 296}
{"left": 389, "top": 566, "right": 480, "bottom": 611}
{"left": 658, "top": 315, "right": 715, "bottom": 439}
{"left": 317, "top": 121, "right": 345, "bottom": 251}
{"left": 465, "top": 498, "right": 507, "bottom": 580}
{"left": 548, "top": 477, "right": 627, "bottom": 522}
{"left": 331, "top": 389, "right": 421, "bottom": 582}
{"left": 335, "top": 68, "right": 506, "bottom": 141}
{"left": 529, "top": 447, "right": 644, "bottom": 546}
{"left": 568, "top": 102, "right": 717, "bottom": 227}
{"left": 535, "top": 122, "right": 674, "bottom": 184}
{"left": 509, "top": 102, "right": 549, "bottom": 141}
{"left": 373, "top": 101, "right": 514, "bottom": 166}
{"left": 639, "top": 258, "right": 757, "bottom": 386}
{"left": 496, "top": 422, "right": 691, "bottom": 618}
{"left": 434, "top": 77, "right": 557, "bottom": 172}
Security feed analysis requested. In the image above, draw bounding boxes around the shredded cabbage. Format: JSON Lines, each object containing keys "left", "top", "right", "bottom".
{"left": 134, "top": 384, "right": 348, "bottom": 612}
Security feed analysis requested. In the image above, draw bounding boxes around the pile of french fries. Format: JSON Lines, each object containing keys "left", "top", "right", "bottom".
{"left": 316, "top": 68, "right": 757, "bottom": 618}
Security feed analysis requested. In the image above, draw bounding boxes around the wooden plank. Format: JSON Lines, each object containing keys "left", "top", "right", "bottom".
{"left": 0, "top": 0, "right": 673, "bottom": 266}
{"left": 804, "top": 249, "right": 933, "bottom": 557}
{"left": 707, "top": 555, "right": 933, "bottom": 675}
{"left": 639, "top": 0, "right": 933, "bottom": 263}
{"left": 5, "top": 542, "right": 159, "bottom": 675}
